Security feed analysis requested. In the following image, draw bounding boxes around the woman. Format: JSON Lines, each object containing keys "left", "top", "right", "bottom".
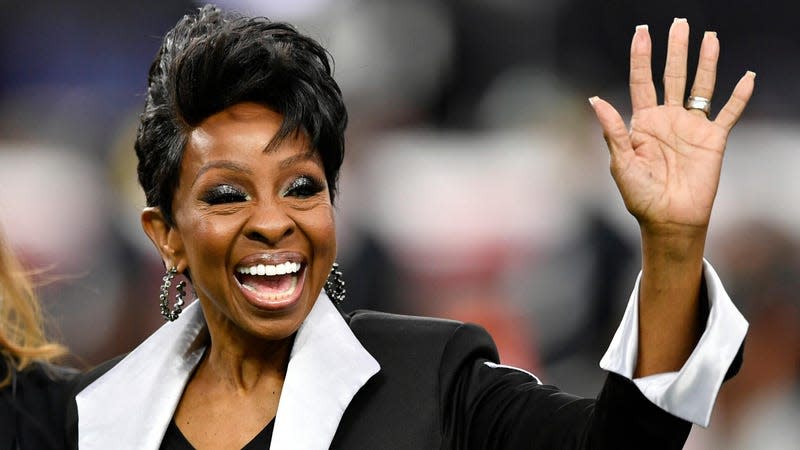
{"left": 69, "top": 6, "right": 752, "bottom": 449}
{"left": 0, "top": 228, "right": 74, "bottom": 449}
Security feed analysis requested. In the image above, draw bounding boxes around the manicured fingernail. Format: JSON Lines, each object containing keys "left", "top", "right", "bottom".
{"left": 635, "top": 24, "right": 648, "bottom": 32}
{"left": 673, "top": 17, "right": 687, "bottom": 23}
{"left": 704, "top": 31, "right": 717, "bottom": 39}
{"left": 746, "top": 70, "right": 756, "bottom": 79}
{"left": 588, "top": 96, "right": 599, "bottom": 106}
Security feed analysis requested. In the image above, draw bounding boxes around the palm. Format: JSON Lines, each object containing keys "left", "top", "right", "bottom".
{"left": 615, "top": 106, "right": 727, "bottom": 228}
{"left": 591, "top": 21, "right": 754, "bottom": 233}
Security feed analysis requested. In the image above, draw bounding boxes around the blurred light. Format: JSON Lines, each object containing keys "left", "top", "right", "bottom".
{"left": 0, "top": 144, "right": 107, "bottom": 268}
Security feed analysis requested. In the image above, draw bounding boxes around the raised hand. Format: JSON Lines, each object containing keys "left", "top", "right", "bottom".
{"left": 588, "top": 19, "right": 755, "bottom": 377}
{"left": 590, "top": 19, "right": 755, "bottom": 237}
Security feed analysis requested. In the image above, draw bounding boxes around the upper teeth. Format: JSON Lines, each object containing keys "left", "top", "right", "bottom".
{"left": 237, "top": 262, "right": 301, "bottom": 276}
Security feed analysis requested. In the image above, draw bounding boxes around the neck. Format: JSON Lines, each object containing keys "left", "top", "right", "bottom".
{"left": 199, "top": 309, "right": 294, "bottom": 392}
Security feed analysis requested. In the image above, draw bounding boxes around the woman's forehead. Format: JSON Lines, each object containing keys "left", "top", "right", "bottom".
{"left": 190, "top": 104, "right": 282, "bottom": 144}
{"left": 186, "top": 104, "right": 311, "bottom": 161}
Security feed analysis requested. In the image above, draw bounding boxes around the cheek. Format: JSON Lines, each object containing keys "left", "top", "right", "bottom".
{"left": 310, "top": 207, "right": 336, "bottom": 256}
{"left": 311, "top": 225, "right": 336, "bottom": 300}
{"left": 185, "top": 216, "right": 238, "bottom": 264}
{"left": 297, "top": 207, "right": 337, "bottom": 279}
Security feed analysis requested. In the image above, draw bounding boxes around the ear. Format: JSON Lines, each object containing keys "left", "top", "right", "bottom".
{"left": 141, "top": 207, "right": 187, "bottom": 272}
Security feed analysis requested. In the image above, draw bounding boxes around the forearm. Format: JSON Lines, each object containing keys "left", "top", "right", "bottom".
{"left": 636, "top": 224, "right": 706, "bottom": 377}
{"left": 455, "top": 364, "right": 691, "bottom": 449}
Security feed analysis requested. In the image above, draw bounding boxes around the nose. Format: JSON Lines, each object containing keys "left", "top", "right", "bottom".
{"left": 244, "top": 201, "right": 295, "bottom": 246}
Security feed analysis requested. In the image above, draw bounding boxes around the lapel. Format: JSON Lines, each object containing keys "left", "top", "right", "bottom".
{"left": 271, "top": 297, "right": 380, "bottom": 449}
{"left": 76, "top": 294, "right": 380, "bottom": 450}
{"left": 76, "top": 301, "right": 207, "bottom": 449}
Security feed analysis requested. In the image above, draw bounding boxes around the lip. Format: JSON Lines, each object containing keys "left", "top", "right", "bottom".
{"left": 236, "top": 251, "right": 305, "bottom": 267}
{"left": 234, "top": 252, "right": 307, "bottom": 312}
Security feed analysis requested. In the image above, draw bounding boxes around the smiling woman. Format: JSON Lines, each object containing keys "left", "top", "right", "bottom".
{"left": 67, "top": 5, "right": 752, "bottom": 450}
{"left": 144, "top": 104, "right": 336, "bottom": 345}
{"left": 138, "top": 104, "right": 337, "bottom": 446}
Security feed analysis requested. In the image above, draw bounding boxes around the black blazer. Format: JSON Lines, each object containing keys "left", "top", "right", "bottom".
{"left": 0, "top": 358, "right": 76, "bottom": 450}
{"left": 67, "top": 310, "right": 742, "bottom": 449}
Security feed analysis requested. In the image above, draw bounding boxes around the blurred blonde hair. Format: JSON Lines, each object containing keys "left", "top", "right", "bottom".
{"left": 0, "top": 230, "right": 66, "bottom": 387}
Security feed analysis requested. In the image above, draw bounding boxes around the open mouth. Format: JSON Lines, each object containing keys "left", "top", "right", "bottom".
{"left": 234, "top": 261, "right": 305, "bottom": 309}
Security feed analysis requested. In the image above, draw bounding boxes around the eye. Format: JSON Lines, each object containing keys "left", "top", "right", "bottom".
{"left": 201, "top": 185, "right": 250, "bottom": 205}
{"left": 283, "top": 175, "right": 324, "bottom": 198}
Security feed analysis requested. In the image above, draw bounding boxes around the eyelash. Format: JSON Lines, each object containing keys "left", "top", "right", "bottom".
{"left": 284, "top": 175, "right": 324, "bottom": 198}
{"left": 202, "top": 185, "right": 250, "bottom": 205}
{"left": 200, "top": 176, "right": 324, "bottom": 205}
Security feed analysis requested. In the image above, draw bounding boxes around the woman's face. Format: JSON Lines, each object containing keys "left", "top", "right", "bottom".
{"left": 163, "top": 102, "right": 336, "bottom": 341}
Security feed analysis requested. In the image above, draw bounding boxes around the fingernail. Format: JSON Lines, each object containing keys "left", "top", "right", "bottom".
{"left": 588, "top": 96, "right": 599, "bottom": 106}
{"left": 673, "top": 17, "right": 687, "bottom": 23}
{"left": 635, "top": 24, "right": 648, "bottom": 32}
{"left": 704, "top": 31, "right": 717, "bottom": 39}
{"left": 746, "top": 70, "right": 756, "bottom": 79}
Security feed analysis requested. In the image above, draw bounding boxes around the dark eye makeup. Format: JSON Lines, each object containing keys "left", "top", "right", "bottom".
{"left": 199, "top": 174, "right": 324, "bottom": 205}
{"left": 284, "top": 175, "right": 325, "bottom": 198}
{"left": 201, "top": 184, "right": 250, "bottom": 205}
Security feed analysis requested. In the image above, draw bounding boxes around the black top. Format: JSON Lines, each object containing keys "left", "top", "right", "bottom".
{"left": 0, "top": 357, "right": 76, "bottom": 450}
{"left": 68, "top": 307, "right": 744, "bottom": 449}
{"left": 160, "top": 419, "right": 274, "bottom": 449}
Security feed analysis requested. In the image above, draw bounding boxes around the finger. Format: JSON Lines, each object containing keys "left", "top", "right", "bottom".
{"left": 690, "top": 31, "right": 719, "bottom": 99}
{"left": 714, "top": 71, "right": 756, "bottom": 131}
{"left": 589, "top": 96, "right": 632, "bottom": 160}
{"left": 630, "top": 24, "right": 658, "bottom": 113}
{"left": 688, "top": 31, "right": 719, "bottom": 117}
{"left": 663, "top": 18, "right": 690, "bottom": 106}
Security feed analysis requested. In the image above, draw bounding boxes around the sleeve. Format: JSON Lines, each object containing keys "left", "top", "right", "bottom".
{"left": 599, "top": 259, "right": 748, "bottom": 426}
{"left": 440, "top": 324, "right": 692, "bottom": 450}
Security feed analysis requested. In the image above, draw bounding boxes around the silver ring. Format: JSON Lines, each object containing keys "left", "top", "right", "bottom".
{"left": 685, "top": 96, "right": 711, "bottom": 116}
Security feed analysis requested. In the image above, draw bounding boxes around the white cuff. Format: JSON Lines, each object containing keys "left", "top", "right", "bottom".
{"left": 599, "top": 259, "right": 748, "bottom": 427}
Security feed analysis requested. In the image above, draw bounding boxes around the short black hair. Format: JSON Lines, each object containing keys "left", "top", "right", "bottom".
{"left": 135, "top": 4, "right": 347, "bottom": 225}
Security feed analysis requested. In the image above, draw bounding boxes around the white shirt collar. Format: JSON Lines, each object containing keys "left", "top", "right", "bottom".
{"left": 76, "top": 294, "right": 380, "bottom": 450}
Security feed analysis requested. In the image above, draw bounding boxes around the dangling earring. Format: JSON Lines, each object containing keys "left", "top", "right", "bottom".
{"left": 324, "top": 262, "right": 346, "bottom": 305}
{"left": 160, "top": 266, "right": 186, "bottom": 321}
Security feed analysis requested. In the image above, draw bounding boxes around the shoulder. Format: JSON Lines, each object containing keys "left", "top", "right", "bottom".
{"left": 343, "top": 309, "right": 499, "bottom": 372}
{"left": 17, "top": 361, "right": 78, "bottom": 386}
{"left": 2, "top": 358, "right": 78, "bottom": 400}
{"left": 345, "top": 309, "right": 495, "bottom": 350}
{"left": 345, "top": 309, "right": 462, "bottom": 336}
{"left": 64, "top": 354, "right": 127, "bottom": 448}
{"left": 69, "top": 354, "right": 126, "bottom": 395}
{"left": 65, "top": 354, "right": 126, "bottom": 423}
{"left": 0, "top": 358, "right": 78, "bottom": 449}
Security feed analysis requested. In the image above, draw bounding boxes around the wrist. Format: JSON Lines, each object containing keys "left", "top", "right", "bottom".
{"left": 640, "top": 222, "right": 707, "bottom": 264}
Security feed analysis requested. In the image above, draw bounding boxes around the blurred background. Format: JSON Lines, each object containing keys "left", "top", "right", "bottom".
{"left": 0, "top": 0, "right": 797, "bottom": 447}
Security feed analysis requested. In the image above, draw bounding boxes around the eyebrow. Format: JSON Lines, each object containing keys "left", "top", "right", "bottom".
{"left": 192, "top": 161, "right": 253, "bottom": 187}
{"left": 261, "top": 132, "right": 318, "bottom": 169}
{"left": 191, "top": 152, "right": 320, "bottom": 187}
{"left": 278, "top": 150, "right": 320, "bottom": 170}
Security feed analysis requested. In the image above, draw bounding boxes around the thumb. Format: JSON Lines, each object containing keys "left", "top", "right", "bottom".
{"left": 589, "top": 96, "right": 632, "bottom": 159}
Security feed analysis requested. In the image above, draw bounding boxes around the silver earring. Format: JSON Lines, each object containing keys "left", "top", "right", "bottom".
{"left": 160, "top": 266, "right": 186, "bottom": 321}
{"left": 324, "top": 262, "right": 346, "bottom": 305}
